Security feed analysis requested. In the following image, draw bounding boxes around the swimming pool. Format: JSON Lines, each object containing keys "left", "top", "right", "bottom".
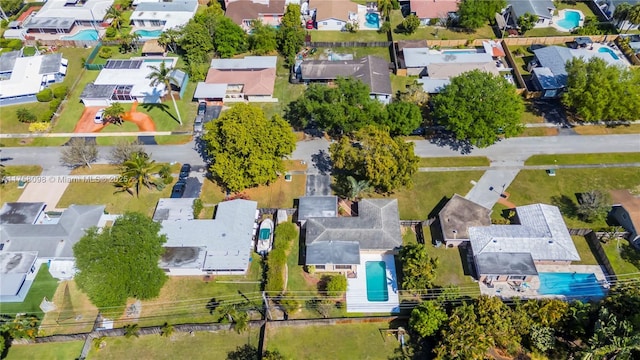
{"left": 538, "top": 272, "right": 605, "bottom": 298}
{"left": 61, "top": 29, "right": 99, "bottom": 41}
{"left": 135, "top": 29, "right": 163, "bottom": 38}
{"left": 364, "top": 12, "right": 380, "bottom": 29}
{"left": 557, "top": 10, "right": 581, "bottom": 31}
{"left": 598, "top": 46, "right": 620, "bottom": 60}
{"left": 365, "top": 261, "right": 388, "bottom": 302}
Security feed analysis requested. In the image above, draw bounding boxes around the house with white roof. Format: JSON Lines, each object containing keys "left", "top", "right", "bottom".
{"left": 193, "top": 56, "right": 278, "bottom": 103}
{"left": 23, "top": 0, "right": 114, "bottom": 35}
{"left": 80, "top": 57, "right": 187, "bottom": 106}
{"left": 154, "top": 198, "right": 259, "bottom": 276}
{"left": 0, "top": 202, "right": 114, "bottom": 302}
{"left": 0, "top": 51, "right": 68, "bottom": 106}
{"left": 130, "top": 0, "right": 198, "bottom": 31}
{"left": 469, "top": 204, "right": 580, "bottom": 284}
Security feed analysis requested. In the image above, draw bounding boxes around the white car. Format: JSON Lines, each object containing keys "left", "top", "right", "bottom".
{"left": 94, "top": 109, "right": 105, "bottom": 124}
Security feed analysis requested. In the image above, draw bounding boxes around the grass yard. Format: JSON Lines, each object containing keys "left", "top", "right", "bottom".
{"left": 497, "top": 168, "right": 640, "bottom": 229}
{"left": 199, "top": 175, "right": 305, "bottom": 208}
{"left": 261, "top": 57, "right": 306, "bottom": 119}
{"left": 602, "top": 240, "right": 640, "bottom": 276}
{"left": 519, "top": 127, "right": 559, "bottom": 137}
{"left": 307, "top": 46, "right": 392, "bottom": 62}
{"left": 524, "top": 153, "right": 640, "bottom": 165}
{"left": 0, "top": 165, "right": 43, "bottom": 202}
{"left": 390, "top": 10, "right": 495, "bottom": 40}
{"left": 573, "top": 124, "right": 640, "bottom": 135}
{"left": 0, "top": 265, "right": 59, "bottom": 319}
{"left": 266, "top": 323, "right": 402, "bottom": 359}
{"left": 88, "top": 330, "right": 259, "bottom": 360}
{"left": 4, "top": 341, "right": 84, "bottom": 360}
{"left": 69, "top": 164, "right": 122, "bottom": 175}
{"left": 525, "top": 27, "right": 568, "bottom": 37}
{"left": 56, "top": 180, "right": 175, "bottom": 217}
{"left": 390, "top": 74, "right": 416, "bottom": 97}
{"left": 429, "top": 246, "right": 480, "bottom": 290}
{"left": 522, "top": 101, "right": 545, "bottom": 123}
{"left": 556, "top": 1, "right": 598, "bottom": 18}
{"left": 0, "top": 102, "right": 53, "bottom": 134}
{"left": 510, "top": 46, "right": 535, "bottom": 75}
{"left": 418, "top": 156, "right": 489, "bottom": 167}
{"left": 40, "top": 280, "right": 99, "bottom": 336}
{"left": 571, "top": 236, "right": 600, "bottom": 266}
{"left": 286, "top": 231, "right": 317, "bottom": 293}
{"left": 307, "top": 30, "right": 388, "bottom": 42}
{"left": 372, "top": 171, "right": 485, "bottom": 220}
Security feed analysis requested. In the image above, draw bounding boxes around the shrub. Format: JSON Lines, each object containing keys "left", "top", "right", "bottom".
{"left": 52, "top": 85, "right": 68, "bottom": 99}
{"left": 98, "top": 47, "right": 113, "bottom": 59}
{"left": 265, "top": 247, "right": 287, "bottom": 294}
{"left": 6, "top": 38, "right": 23, "bottom": 50}
{"left": 400, "top": 14, "right": 420, "bottom": 34}
{"left": 192, "top": 198, "right": 203, "bottom": 219}
{"left": 274, "top": 223, "right": 298, "bottom": 251}
{"left": 378, "top": 21, "right": 391, "bottom": 34}
{"left": 28, "top": 122, "right": 50, "bottom": 133}
{"left": 39, "top": 110, "right": 55, "bottom": 123}
{"left": 325, "top": 275, "right": 347, "bottom": 297}
{"left": 49, "top": 98, "right": 62, "bottom": 111}
{"left": 36, "top": 88, "right": 53, "bottom": 102}
{"left": 105, "top": 27, "right": 117, "bottom": 38}
{"left": 16, "top": 108, "right": 37, "bottom": 123}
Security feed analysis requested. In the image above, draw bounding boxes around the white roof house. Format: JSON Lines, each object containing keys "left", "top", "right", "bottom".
{"left": 80, "top": 58, "right": 180, "bottom": 106}
{"left": 0, "top": 51, "right": 68, "bottom": 106}
{"left": 130, "top": 0, "right": 198, "bottom": 30}
{"left": 158, "top": 199, "right": 259, "bottom": 275}
{"left": 24, "top": 0, "right": 114, "bottom": 32}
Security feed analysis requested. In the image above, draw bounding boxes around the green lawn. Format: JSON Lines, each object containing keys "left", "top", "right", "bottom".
{"left": 390, "top": 10, "right": 495, "bottom": 41}
{"left": 266, "top": 323, "right": 402, "bottom": 359}
{"left": 4, "top": 341, "right": 84, "bottom": 360}
{"left": 429, "top": 246, "right": 480, "bottom": 290}
{"left": 0, "top": 265, "right": 59, "bottom": 319}
{"left": 0, "top": 165, "right": 43, "bottom": 202}
{"left": 571, "top": 236, "right": 600, "bottom": 265}
{"left": 497, "top": 168, "right": 640, "bottom": 229}
{"left": 88, "top": 330, "right": 259, "bottom": 360}
{"left": 524, "top": 153, "right": 640, "bottom": 165}
{"left": 556, "top": 1, "right": 597, "bottom": 18}
{"left": 307, "top": 46, "right": 392, "bottom": 62}
{"left": 0, "top": 102, "right": 56, "bottom": 134}
{"left": 372, "top": 171, "right": 485, "bottom": 220}
{"left": 525, "top": 27, "right": 568, "bottom": 37}
{"left": 602, "top": 240, "right": 640, "bottom": 276}
{"left": 286, "top": 230, "right": 317, "bottom": 293}
{"left": 261, "top": 57, "right": 306, "bottom": 120}
{"left": 307, "top": 30, "right": 388, "bottom": 42}
{"left": 522, "top": 101, "right": 545, "bottom": 123}
{"left": 418, "top": 156, "right": 490, "bottom": 167}
{"left": 390, "top": 74, "right": 416, "bottom": 97}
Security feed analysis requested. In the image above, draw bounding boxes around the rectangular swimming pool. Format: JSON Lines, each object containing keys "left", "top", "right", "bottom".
{"left": 365, "top": 261, "right": 389, "bottom": 302}
{"left": 538, "top": 272, "right": 605, "bottom": 298}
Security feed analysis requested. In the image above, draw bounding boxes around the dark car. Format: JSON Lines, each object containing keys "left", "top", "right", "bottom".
{"left": 194, "top": 115, "right": 204, "bottom": 133}
{"left": 179, "top": 164, "right": 191, "bottom": 180}
{"left": 197, "top": 102, "right": 206, "bottom": 116}
{"left": 171, "top": 181, "right": 186, "bottom": 198}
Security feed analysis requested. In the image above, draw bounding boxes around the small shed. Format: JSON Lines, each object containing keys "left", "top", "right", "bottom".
{"left": 141, "top": 39, "right": 166, "bottom": 56}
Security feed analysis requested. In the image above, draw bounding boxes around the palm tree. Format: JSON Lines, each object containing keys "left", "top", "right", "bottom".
{"left": 582, "top": 308, "right": 640, "bottom": 360}
{"left": 346, "top": 176, "right": 370, "bottom": 201}
{"left": 123, "top": 323, "right": 140, "bottom": 338}
{"left": 627, "top": 4, "right": 640, "bottom": 33}
{"left": 147, "top": 61, "right": 182, "bottom": 125}
{"left": 377, "top": 0, "right": 393, "bottom": 20}
{"left": 613, "top": 3, "right": 631, "bottom": 29}
{"left": 160, "top": 322, "right": 174, "bottom": 338}
{"left": 105, "top": 6, "right": 123, "bottom": 30}
{"left": 113, "top": 175, "right": 135, "bottom": 196}
{"left": 120, "top": 152, "right": 162, "bottom": 197}
{"left": 158, "top": 28, "right": 180, "bottom": 53}
{"left": 103, "top": 102, "right": 125, "bottom": 125}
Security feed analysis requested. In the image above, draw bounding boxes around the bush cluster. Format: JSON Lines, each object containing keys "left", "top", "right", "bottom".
{"left": 98, "top": 47, "right": 113, "bottom": 59}
{"left": 36, "top": 88, "right": 53, "bottom": 102}
{"left": 264, "top": 222, "right": 298, "bottom": 294}
{"left": 52, "top": 85, "right": 68, "bottom": 99}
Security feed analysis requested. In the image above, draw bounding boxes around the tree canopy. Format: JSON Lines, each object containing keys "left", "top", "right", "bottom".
{"left": 73, "top": 212, "right": 168, "bottom": 308}
{"left": 432, "top": 70, "right": 524, "bottom": 147}
{"left": 409, "top": 301, "right": 447, "bottom": 338}
{"left": 202, "top": 104, "right": 296, "bottom": 193}
{"left": 563, "top": 57, "right": 640, "bottom": 122}
{"left": 60, "top": 138, "right": 99, "bottom": 169}
{"left": 277, "top": 4, "right": 305, "bottom": 65}
{"left": 330, "top": 126, "right": 419, "bottom": 193}
{"left": 457, "top": 0, "right": 505, "bottom": 30}
{"left": 249, "top": 20, "right": 277, "bottom": 55}
{"left": 383, "top": 101, "right": 423, "bottom": 136}
{"left": 398, "top": 243, "right": 438, "bottom": 291}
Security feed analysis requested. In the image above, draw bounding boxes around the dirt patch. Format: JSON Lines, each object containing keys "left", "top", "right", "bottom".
{"left": 300, "top": 270, "right": 320, "bottom": 288}
{"left": 74, "top": 106, "right": 107, "bottom": 133}
{"left": 497, "top": 191, "right": 516, "bottom": 208}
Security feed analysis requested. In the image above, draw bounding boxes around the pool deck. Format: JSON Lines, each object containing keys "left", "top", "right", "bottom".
{"left": 28, "top": 26, "right": 103, "bottom": 41}
{"left": 551, "top": 9, "right": 585, "bottom": 32}
{"left": 346, "top": 253, "right": 400, "bottom": 313}
{"left": 479, "top": 264, "right": 609, "bottom": 299}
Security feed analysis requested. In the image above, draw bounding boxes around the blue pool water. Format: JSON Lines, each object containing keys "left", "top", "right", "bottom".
{"left": 135, "top": 29, "right": 163, "bottom": 38}
{"left": 598, "top": 46, "right": 620, "bottom": 60}
{"left": 557, "top": 10, "right": 581, "bottom": 31}
{"left": 61, "top": 29, "right": 99, "bottom": 41}
{"left": 365, "top": 261, "right": 388, "bottom": 302}
{"left": 538, "top": 272, "right": 605, "bottom": 298}
{"left": 364, "top": 12, "right": 380, "bottom": 29}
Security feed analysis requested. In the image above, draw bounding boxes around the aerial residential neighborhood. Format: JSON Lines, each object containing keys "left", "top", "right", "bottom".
{"left": 0, "top": 0, "right": 639, "bottom": 359}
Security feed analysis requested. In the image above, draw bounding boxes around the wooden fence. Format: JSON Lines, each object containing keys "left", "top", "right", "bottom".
{"left": 501, "top": 40, "right": 527, "bottom": 90}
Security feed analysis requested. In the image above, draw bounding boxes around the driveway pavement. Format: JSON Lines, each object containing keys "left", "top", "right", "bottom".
{"left": 464, "top": 168, "right": 521, "bottom": 209}
{"left": 17, "top": 180, "right": 69, "bottom": 210}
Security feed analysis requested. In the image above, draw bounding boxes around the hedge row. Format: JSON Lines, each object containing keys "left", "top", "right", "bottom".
{"left": 264, "top": 223, "right": 298, "bottom": 294}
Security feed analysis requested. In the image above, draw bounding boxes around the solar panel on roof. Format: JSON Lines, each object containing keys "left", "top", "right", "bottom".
{"left": 104, "top": 60, "right": 143, "bottom": 70}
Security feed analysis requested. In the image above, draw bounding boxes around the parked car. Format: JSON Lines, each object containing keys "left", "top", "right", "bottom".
{"left": 198, "top": 102, "right": 206, "bottom": 116}
{"left": 306, "top": 20, "right": 314, "bottom": 29}
{"left": 194, "top": 115, "right": 204, "bottom": 133}
{"left": 171, "top": 181, "right": 186, "bottom": 198}
{"left": 179, "top": 164, "right": 191, "bottom": 180}
{"left": 94, "top": 109, "right": 105, "bottom": 124}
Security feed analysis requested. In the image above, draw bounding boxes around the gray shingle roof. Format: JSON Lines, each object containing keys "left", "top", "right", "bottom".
{"left": 0, "top": 51, "right": 20, "bottom": 73}
{"left": 298, "top": 196, "right": 338, "bottom": 222}
{"left": 305, "top": 199, "right": 402, "bottom": 252}
{"left": 0, "top": 251, "right": 39, "bottom": 297}
{"left": 23, "top": 17, "right": 75, "bottom": 30}
{"left": 300, "top": 56, "right": 392, "bottom": 95}
{"left": 306, "top": 241, "right": 361, "bottom": 265}
{"left": 1, "top": 205, "right": 106, "bottom": 258}
{"left": 153, "top": 198, "right": 197, "bottom": 222}
{"left": 39, "top": 53, "right": 63, "bottom": 74}
{"left": 509, "top": 0, "right": 555, "bottom": 18}
{"left": 0, "top": 202, "right": 46, "bottom": 224}
{"left": 80, "top": 84, "right": 117, "bottom": 99}
{"left": 470, "top": 204, "right": 580, "bottom": 262}
{"left": 475, "top": 252, "right": 538, "bottom": 276}
{"left": 532, "top": 46, "right": 573, "bottom": 84}
{"left": 439, "top": 194, "right": 491, "bottom": 241}
{"left": 532, "top": 67, "right": 561, "bottom": 90}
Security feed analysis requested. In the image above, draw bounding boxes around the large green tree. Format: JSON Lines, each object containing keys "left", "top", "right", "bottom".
{"left": 73, "top": 212, "right": 168, "bottom": 308}
{"left": 286, "top": 77, "right": 386, "bottom": 135}
{"left": 409, "top": 301, "right": 447, "bottom": 338}
{"left": 563, "top": 57, "right": 640, "bottom": 122}
{"left": 435, "top": 303, "right": 493, "bottom": 360}
{"left": 398, "top": 243, "right": 438, "bottom": 291}
{"left": 202, "top": 104, "right": 296, "bottom": 193}
{"left": 249, "top": 20, "right": 277, "bottom": 55}
{"left": 383, "top": 101, "right": 423, "bottom": 136}
{"left": 330, "top": 126, "right": 419, "bottom": 193}
{"left": 0, "top": 0, "right": 23, "bottom": 16}
{"left": 432, "top": 70, "right": 524, "bottom": 147}
{"left": 277, "top": 4, "right": 305, "bottom": 65}
{"left": 457, "top": 0, "right": 505, "bottom": 30}
{"left": 178, "top": 21, "right": 214, "bottom": 65}
{"left": 213, "top": 16, "right": 248, "bottom": 58}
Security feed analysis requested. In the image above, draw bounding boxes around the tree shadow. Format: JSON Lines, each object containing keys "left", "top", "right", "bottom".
{"left": 139, "top": 102, "right": 177, "bottom": 122}
{"left": 205, "top": 298, "right": 220, "bottom": 314}
{"left": 551, "top": 194, "right": 578, "bottom": 219}
{"left": 620, "top": 243, "right": 640, "bottom": 270}
{"left": 427, "top": 130, "right": 474, "bottom": 154}
{"left": 317, "top": 275, "right": 331, "bottom": 294}
{"left": 311, "top": 149, "right": 332, "bottom": 175}
{"left": 458, "top": 245, "right": 475, "bottom": 277}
